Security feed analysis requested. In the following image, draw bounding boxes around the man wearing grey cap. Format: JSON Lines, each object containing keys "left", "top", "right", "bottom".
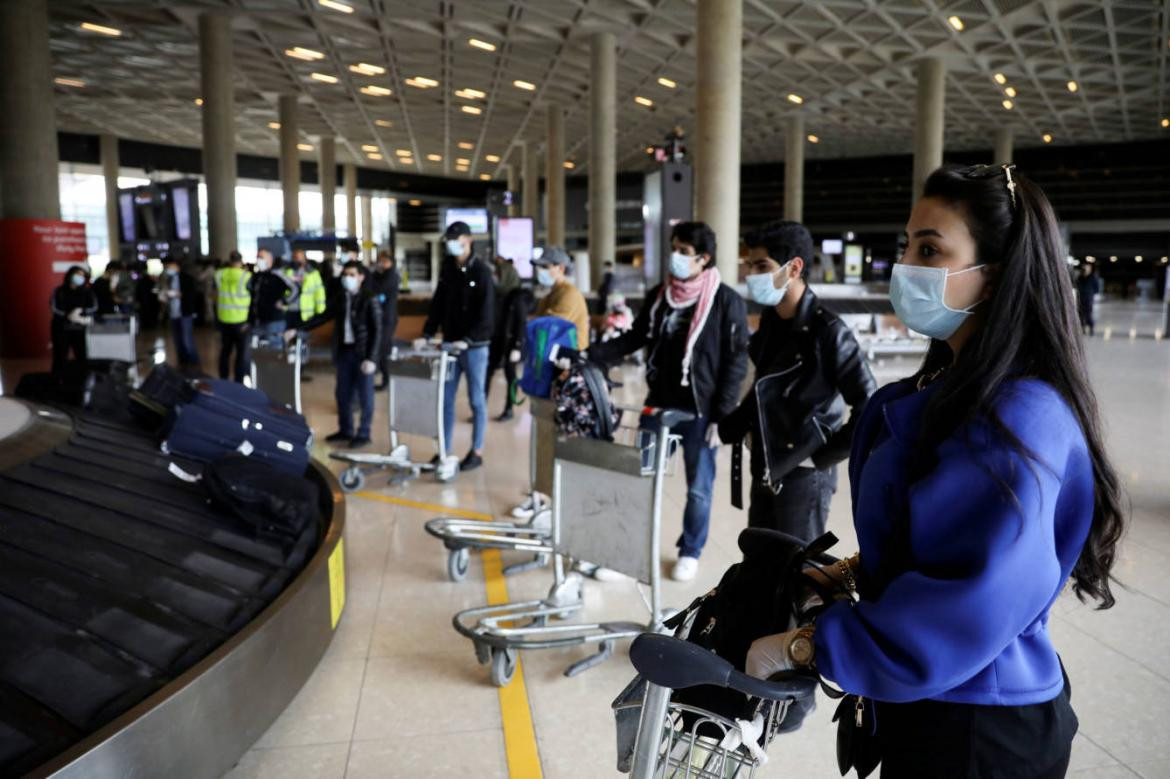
{"left": 415, "top": 221, "right": 495, "bottom": 471}
{"left": 532, "top": 246, "right": 589, "bottom": 351}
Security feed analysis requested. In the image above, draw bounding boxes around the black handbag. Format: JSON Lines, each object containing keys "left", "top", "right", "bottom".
{"left": 833, "top": 693, "right": 881, "bottom": 778}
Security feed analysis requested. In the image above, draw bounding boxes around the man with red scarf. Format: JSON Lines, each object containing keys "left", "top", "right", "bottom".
{"left": 590, "top": 221, "right": 749, "bottom": 581}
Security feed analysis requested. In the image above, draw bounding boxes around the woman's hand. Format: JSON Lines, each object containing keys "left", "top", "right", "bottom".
{"left": 746, "top": 626, "right": 816, "bottom": 679}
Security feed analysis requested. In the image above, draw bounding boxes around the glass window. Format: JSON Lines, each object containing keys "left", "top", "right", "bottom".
{"left": 58, "top": 168, "right": 110, "bottom": 271}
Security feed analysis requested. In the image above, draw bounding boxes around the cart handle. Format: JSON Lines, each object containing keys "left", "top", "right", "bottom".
{"left": 629, "top": 633, "right": 818, "bottom": 700}
{"left": 640, "top": 406, "right": 695, "bottom": 430}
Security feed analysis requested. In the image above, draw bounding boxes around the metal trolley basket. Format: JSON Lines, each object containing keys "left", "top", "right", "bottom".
{"left": 331, "top": 346, "right": 462, "bottom": 490}
{"left": 250, "top": 333, "right": 303, "bottom": 413}
{"left": 452, "top": 407, "right": 690, "bottom": 687}
{"left": 423, "top": 395, "right": 560, "bottom": 582}
{"left": 85, "top": 315, "right": 140, "bottom": 382}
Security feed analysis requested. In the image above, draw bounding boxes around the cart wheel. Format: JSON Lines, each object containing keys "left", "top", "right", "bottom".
{"left": 490, "top": 647, "right": 517, "bottom": 687}
{"left": 474, "top": 641, "right": 492, "bottom": 666}
{"left": 339, "top": 467, "right": 365, "bottom": 493}
{"left": 446, "top": 547, "right": 470, "bottom": 582}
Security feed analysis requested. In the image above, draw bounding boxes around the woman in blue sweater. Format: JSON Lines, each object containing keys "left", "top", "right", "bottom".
{"left": 747, "top": 164, "right": 1125, "bottom": 777}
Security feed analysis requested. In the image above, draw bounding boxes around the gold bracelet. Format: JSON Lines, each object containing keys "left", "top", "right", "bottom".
{"left": 837, "top": 558, "right": 858, "bottom": 594}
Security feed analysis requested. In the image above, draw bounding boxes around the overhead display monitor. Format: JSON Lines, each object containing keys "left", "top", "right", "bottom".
{"left": 494, "top": 217, "right": 534, "bottom": 279}
{"left": 844, "top": 244, "right": 864, "bottom": 284}
{"left": 444, "top": 207, "right": 490, "bottom": 234}
{"left": 118, "top": 193, "right": 137, "bottom": 243}
{"left": 821, "top": 239, "right": 844, "bottom": 255}
{"left": 171, "top": 186, "right": 192, "bottom": 240}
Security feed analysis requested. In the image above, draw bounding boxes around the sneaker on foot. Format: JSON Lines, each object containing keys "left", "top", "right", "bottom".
{"left": 325, "top": 431, "right": 351, "bottom": 443}
{"left": 460, "top": 452, "right": 483, "bottom": 471}
{"left": 429, "top": 454, "right": 442, "bottom": 467}
{"left": 592, "top": 565, "right": 627, "bottom": 582}
{"left": 671, "top": 556, "right": 699, "bottom": 582}
{"left": 349, "top": 436, "right": 372, "bottom": 448}
{"left": 496, "top": 407, "right": 514, "bottom": 421}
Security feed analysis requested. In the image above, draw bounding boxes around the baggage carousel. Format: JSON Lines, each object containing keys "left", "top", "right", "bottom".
{"left": 0, "top": 396, "right": 345, "bottom": 778}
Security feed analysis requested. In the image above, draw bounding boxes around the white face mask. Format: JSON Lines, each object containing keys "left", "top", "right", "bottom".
{"left": 745, "top": 261, "right": 791, "bottom": 306}
{"left": 889, "top": 263, "right": 985, "bottom": 340}
{"left": 536, "top": 267, "right": 555, "bottom": 287}
{"left": 669, "top": 251, "right": 697, "bottom": 280}
{"left": 446, "top": 238, "right": 465, "bottom": 257}
{"left": 255, "top": 259, "right": 269, "bottom": 272}
{"left": 69, "top": 273, "right": 85, "bottom": 287}
{"left": 341, "top": 275, "right": 360, "bottom": 293}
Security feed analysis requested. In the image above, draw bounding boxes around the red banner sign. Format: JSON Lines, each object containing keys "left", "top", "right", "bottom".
{"left": 0, "top": 219, "right": 89, "bottom": 359}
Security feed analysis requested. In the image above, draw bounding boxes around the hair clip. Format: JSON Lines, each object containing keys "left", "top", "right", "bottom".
{"left": 1001, "top": 164, "right": 1017, "bottom": 209}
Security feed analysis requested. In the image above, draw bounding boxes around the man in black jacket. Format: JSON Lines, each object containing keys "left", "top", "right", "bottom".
{"left": 249, "top": 248, "right": 297, "bottom": 347}
{"left": 159, "top": 256, "right": 202, "bottom": 371}
{"left": 718, "top": 221, "right": 876, "bottom": 542}
{"left": 287, "top": 261, "right": 382, "bottom": 448}
{"left": 590, "top": 221, "right": 749, "bottom": 581}
{"left": 487, "top": 259, "right": 532, "bottom": 420}
{"left": 365, "top": 250, "right": 400, "bottom": 390}
{"left": 415, "top": 221, "right": 495, "bottom": 471}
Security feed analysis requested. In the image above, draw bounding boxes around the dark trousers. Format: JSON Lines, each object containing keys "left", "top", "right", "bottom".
{"left": 218, "top": 322, "right": 252, "bottom": 383}
{"left": 51, "top": 329, "right": 86, "bottom": 375}
{"left": 747, "top": 467, "right": 836, "bottom": 544}
{"left": 335, "top": 346, "right": 374, "bottom": 438}
{"left": 376, "top": 317, "right": 397, "bottom": 387}
{"left": 1078, "top": 305, "right": 1095, "bottom": 336}
{"left": 170, "top": 315, "right": 200, "bottom": 368}
{"left": 485, "top": 356, "right": 518, "bottom": 411}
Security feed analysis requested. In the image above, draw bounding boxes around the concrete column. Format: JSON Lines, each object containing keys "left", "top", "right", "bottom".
{"left": 695, "top": 0, "right": 743, "bottom": 281}
{"left": 0, "top": 0, "right": 59, "bottom": 220}
{"left": 588, "top": 31, "right": 616, "bottom": 290}
{"left": 344, "top": 163, "right": 357, "bottom": 238}
{"left": 100, "top": 134, "right": 120, "bottom": 259}
{"left": 522, "top": 142, "right": 540, "bottom": 227}
{"left": 545, "top": 104, "right": 565, "bottom": 247}
{"left": 783, "top": 115, "right": 804, "bottom": 223}
{"left": 360, "top": 195, "right": 374, "bottom": 261}
{"left": 505, "top": 163, "right": 519, "bottom": 217}
{"left": 911, "top": 57, "right": 946, "bottom": 203}
{"left": 993, "top": 127, "right": 1013, "bottom": 165}
{"left": 198, "top": 13, "right": 236, "bottom": 258}
{"left": 319, "top": 137, "right": 336, "bottom": 234}
{"left": 279, "top": 95, "right": 300, "bottom": 233}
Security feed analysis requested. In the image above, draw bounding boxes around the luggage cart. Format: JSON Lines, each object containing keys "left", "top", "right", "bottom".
{"left": 86, "top": 315, "right": 140, "bottom": 382}
{"left": 251, "top": 333, "right": 303, "bottom": 412}
{"left": 331, "top": 346, "right": 461, "bottom": 491}
{"left": 615, "top": 633, "right": 819, "bottom": 779}
{"left": 423, "top": 395, "right": 560, "bottom": 582}
{"left": 452, "top": 407, "right": 691, "bottom": 686}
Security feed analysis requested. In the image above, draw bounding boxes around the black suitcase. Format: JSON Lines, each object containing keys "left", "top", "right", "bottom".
{"left": 13, "top": 367, "right": 95, "bottom": 408}
{"left": 129, "top": 363, "right": 189, "bottom": 425}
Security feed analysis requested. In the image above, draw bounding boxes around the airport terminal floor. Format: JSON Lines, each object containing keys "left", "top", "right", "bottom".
{"left": 57, "top": 318, "right": 1159, "bottom": 779}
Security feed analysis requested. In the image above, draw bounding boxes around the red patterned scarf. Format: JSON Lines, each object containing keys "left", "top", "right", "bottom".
{"left": 650, "top": 267, "right": 721, "bottom": 386}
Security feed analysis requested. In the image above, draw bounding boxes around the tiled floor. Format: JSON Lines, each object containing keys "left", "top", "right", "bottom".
{"left": 4, "top": 321, "right": 1167, "bottom": 778}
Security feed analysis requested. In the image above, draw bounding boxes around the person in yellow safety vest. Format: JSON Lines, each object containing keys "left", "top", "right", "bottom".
{"left": 281, "top": 249, "right": 328, "bottom": 329}
{"left": 214, "top": 250, "right": 253, "bottom": 383}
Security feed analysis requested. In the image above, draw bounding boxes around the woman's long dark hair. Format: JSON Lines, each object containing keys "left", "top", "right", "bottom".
{"left": 910, "top": 164, "right": 1125, "bottom": 608}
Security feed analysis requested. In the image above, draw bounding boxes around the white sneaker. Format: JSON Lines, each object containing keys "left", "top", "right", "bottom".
{"left": 671, "top": 556, "right": 699, "bottom": 582}
{"left": 511, "top": 495, "right": 536, "bottom": 519}
{"left": 591, "top": 565, "right": 627, "bottom": 583}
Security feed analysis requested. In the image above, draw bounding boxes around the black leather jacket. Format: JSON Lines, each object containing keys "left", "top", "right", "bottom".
{"left": 719, "top": 287, "right": 876, "bottom": 486}
{"left": 300, "top": 289, "right": 383, "bottom": 362}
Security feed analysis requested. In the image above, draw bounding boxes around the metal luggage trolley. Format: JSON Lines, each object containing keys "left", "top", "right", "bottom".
{"left": 251, "top": 334, "right": 303, "bottom": 413}
{"left": 614, "top": 633, "right": 819, "bottom": 779}
{"left": 423, "top": 395, "right": 559, "bottom": 582}
{"left": 86, "top": 315, "right": 140, "bottom": 382}
{"left": 331, "top": 346, "right": 461, "bottom": 490}
{"left": 452, "top": 407, "right": 691, "bottom": 687}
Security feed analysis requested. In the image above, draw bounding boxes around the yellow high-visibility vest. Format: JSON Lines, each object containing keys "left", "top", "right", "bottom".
{"left": 281, "top": 266, "right": 327, "bottom": 318}
{"left": 215, "top": 266, "right": 252, "bottom": 324}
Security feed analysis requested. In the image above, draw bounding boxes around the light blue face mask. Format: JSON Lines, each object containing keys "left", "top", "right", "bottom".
{"left": 889, "top": 263, "right": 984, "bottom": 340}
{"left": 535, "top": 267, "right": 554, "bottom": 287}
{"left": 745, "top": 262, "right": 791, "bottom": 306}
{"left": 445, "top": 238, "right": 465, "bottom": 257}
{"left": 341, "top": 275, "right": 360, "bottom": 293}
{"left": 69, "top": 273, "right": 86, "bottom": 287}
{"left": 669, "top": 251, "right": 696, "bottom": 280}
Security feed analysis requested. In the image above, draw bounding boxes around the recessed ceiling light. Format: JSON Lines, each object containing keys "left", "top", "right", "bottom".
{"left": 563, "top": 161, "right": 575, "bottom": 169}
{"left": 1067, "top": 80, "right": 1079, "bottom": 93}
{"left": 947, "top": 15, "right": 964, "bottom": 31}
{"left": 405, "top": 76, "right": 439, "bottom": 88}
{"left": 268, "top": 121, "right": 281, "bottom": 129}
{"left": 461, "top": 105, "right": 482, "bottom": 115}
{"left": 485, "top": 154, "right": 500, "bottom": 163}
{"left": 426, "top": 153, "right": 442, "bottom": 161}
{"left": 1004, "top": 86, "right": 1017, "bottom": 98}
{"left": 513, "top": 79, "right": 536, "bottom": 91}
{"left": 399, "top": 158, "right": 414, "bottom": 165}
{"left": 1085, "top": 256, "right": 1095, "bottom": 262}
{"left": 993, "top": 73, "right": 1007, "bottom": 85}
{"left": 1002, "top": 99, "right": 1013, "bottom": 110}
{"left": 455, "top": 165, "right": 469, "bottom": 172}
{"left": 54, "top": 77, "right": 85, "bottom": 88}
{"left": 367, "top": 153, "right": 383, "bottom": 160}
{"left": 297, "top": 143, "right": 313, "bottom": 151}
{"left": 80, "top": 22, "right": 121, "bottom": 36}
{"left": 310, "top": 72, "right": 339, "bottom": 84}
{"left": 657, "top": 77, "right": 677, "bottom": 89}
{"left": 194, "top": 97, "right": 203, "bottom": 105}
{"left": 787, "top": 93, "right": 803, "bottom": 104}
{"left": 1135, "top": 255, "right": 1143, "bottom": 262}
{"left": 375, "top": 119, "right": 392, "bottom": 128}
{"left": 361, "top": 144, "right": 379, "bottom": 152}
{"left": 1042, "top": 133, "right": 1053, "bottom": 143}
{"left": 349, "top": 63, "right": 385, "bottom": 76}
{"left": 634, "top": 96, "right": 653, "bottom": 107}
{"left": 645, "top": 146, "right": 654, "bottom": 154}
{"left": 807, "top": 134, "right": 819, "bottom": 144}
{"left": 456, "top": 158, "right": 470, "bottom": 165}
{"left": 1162, "top": 118, "right": 1170, "bottom": 128}
{"left": 1110, "top": 255, "right": 1118, "bottom": 262}
{"left": 318, "top": 0, "right": 354, "bottom": 13}
{"left": 469, "top": 38, "right": 497, "bottom": 52}
{"left": 286, "top": 47, "right": 325, "bottom": 61}
{"left": 360, "top": 85, "right": 392, "bottom": 97}
{"left": 458, "top": 141, "right": 474, "bottom": 150}
{"left": 1161, "top": 256, "right": 1168, "bottom": 263}
{"left": 456, "top": 88, "right": 486, "bottom": 99}
{"left": 479, "top": 173, "right": 491, "bottom": 181}
{"left": 408, "top": 199, "right": 421, "bottom": 206}
{"left": 395, "top": 148, "right": 412, "bottom": 156}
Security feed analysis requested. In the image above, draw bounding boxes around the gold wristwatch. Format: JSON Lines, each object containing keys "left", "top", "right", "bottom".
{"left": 787, "top": 626, "right": 816, "bottom": 667}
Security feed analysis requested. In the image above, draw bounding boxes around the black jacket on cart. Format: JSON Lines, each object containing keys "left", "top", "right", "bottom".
{"left": 589, "top": 282, "right": 749, "bottom": 422}
{"left": 365, "top": 267, "right": 400, "bottom": 355}
{"left": 422, "top": 254, "right": 495, "bottom": 346}
{"left": 718, "top": 288, "right": 876, "bottom": 486}
{"left": 299, "top": 289, "right": 383, "bottom": 363}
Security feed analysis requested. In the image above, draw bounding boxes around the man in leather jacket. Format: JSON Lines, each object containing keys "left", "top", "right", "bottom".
{"left": 719, "top": 221, "right": 876, "bottom": 542}
{"left": 286, "top": 261, "right": 382, "bottom": 449}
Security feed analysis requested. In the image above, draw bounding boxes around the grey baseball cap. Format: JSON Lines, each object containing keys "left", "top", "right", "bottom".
{"left": 532, "top": 246, "right": 570, "bottom": 267}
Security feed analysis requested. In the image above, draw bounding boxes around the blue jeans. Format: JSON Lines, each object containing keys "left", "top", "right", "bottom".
{"left": 170, "top": 315, "right": 200, "bottom": 367}
{"left": 674, "top": 416, "right": 717, "bottom": 558}
{"left": 256, "top": 319, "right": 286, "bottom": 349}
{"left": 443, "top": 345, "right": 488, "bottom": 453}
{"left": 335, "top": 346, "right": 375, "bottom": 438}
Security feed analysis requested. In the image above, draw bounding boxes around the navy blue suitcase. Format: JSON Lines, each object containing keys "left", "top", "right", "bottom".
{"left": 162, "top": 380, "right": 312, "bottom": 475}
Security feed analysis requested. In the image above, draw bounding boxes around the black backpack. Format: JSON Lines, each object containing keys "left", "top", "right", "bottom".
{"left": 201, "top": 454, "right": 321, "bottom": 542}
{"left": 664, "top": 528, "right": 840, "bottom": 726}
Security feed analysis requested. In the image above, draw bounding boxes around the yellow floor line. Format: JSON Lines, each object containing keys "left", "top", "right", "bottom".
{"left": 353, "top": 490, "right": 544, "bottom": 778}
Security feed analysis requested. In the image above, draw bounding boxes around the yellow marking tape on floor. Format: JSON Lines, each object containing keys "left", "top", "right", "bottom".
{"left": 354, "top": 491, "right": 544, "bottom": 778}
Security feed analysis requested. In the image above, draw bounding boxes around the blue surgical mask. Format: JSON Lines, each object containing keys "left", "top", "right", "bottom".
{"left": 341, "top": 275, "right": 360, "bottom": 293}
{"left": 889, "top": 263, "right": 984, "bottom": 340}
{"left": 745, "top": 262, "right": 790, "bottom": 306}
{"left": 445, "top": 239, "right": 464, "bottom": 257}
{"left": 670, "top": 251, "right": 696, "bottom": 280}
{"left": 536, "top": 267, "right": 554, "bottom": 287}
{"left": 69, "top": 273, "right": 85, "bottom": 287}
